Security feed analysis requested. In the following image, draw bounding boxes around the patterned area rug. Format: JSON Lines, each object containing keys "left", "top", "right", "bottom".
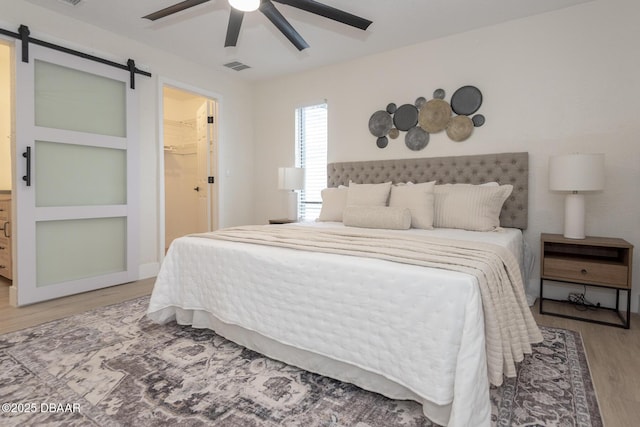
{"left": 0, "top": 296, "right": 602, "bottom": 426}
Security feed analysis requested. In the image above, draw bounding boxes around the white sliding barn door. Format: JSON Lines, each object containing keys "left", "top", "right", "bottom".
{"left": 15, "top": 44, "right": 139, "bottom": 305}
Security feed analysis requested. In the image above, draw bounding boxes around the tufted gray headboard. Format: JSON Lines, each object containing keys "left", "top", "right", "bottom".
{"left": 327, "top": 152, "right": 528, "bottom": 229}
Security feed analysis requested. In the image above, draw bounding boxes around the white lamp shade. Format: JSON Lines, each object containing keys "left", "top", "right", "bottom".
{"left": 229, "top": 0, "right": 260, "bottom": 12}
{"left": 278, "top": 167, "right": 305, "bottom": 191}
{"left": 549, "top": 153, "right": 605, "bottom": 192}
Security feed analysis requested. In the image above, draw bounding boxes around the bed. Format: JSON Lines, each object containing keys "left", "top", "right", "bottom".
{"left": 147, "top": 152, "right": 541, "bottom": 427}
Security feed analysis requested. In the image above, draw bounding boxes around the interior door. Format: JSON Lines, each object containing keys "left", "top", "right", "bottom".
{"left": 196, "top": 100, "right": 213, "bottom": 232}
{"left": 14, "top": 44, "right": 138, "bottom": 305}
{"left": 195, "top": 101, "right": 208, "bottom": 233}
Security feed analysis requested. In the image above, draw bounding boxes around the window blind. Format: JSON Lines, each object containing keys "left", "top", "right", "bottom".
{"left": 296, "top": 103, "right": 327, "bottom": 221}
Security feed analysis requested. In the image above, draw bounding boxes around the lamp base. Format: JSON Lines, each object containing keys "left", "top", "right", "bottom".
{"left": 286, "top": 191, "right": 298, "bottom": 221}
{"left": 563, "top": 193, "right": 586, "bottom": 239}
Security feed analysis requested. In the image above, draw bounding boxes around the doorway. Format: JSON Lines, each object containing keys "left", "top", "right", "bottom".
{"left": 163, "top": 86, "right": 218, "bottom": 252}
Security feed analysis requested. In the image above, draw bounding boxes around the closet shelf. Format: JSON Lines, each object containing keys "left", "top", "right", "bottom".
{"left": 164, "top": 143, "right": 197, "bottom": 155}
{"left": 164, "top": 118, "right": 195, "bottom": 128}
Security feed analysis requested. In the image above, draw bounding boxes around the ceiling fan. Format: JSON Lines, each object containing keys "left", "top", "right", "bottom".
{"left": 142, "top": 0, "right": 372, "bottom": 51}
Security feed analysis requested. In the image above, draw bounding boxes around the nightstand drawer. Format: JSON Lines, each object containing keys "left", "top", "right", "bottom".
{"left": 0, "top": 202, "right": 8, "bottom": 221}
{"left": 543, "top": 257, "right": 628, "bottom": 287}
{"left": 0, "top": 250, "right": 11, "bottom": 280}
{"left": 0, "top": 236, "right": 9, "bottom": 252}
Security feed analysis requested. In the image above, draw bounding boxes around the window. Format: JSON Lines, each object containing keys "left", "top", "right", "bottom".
{"left": 295, "top": 103, "right": 328, "bottom": 221}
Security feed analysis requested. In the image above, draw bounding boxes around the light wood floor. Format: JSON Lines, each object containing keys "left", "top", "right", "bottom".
{"left": 1, "top": 277, "right": 639, "bottom": 426}
{"left": 0, "top": 276, "right": 155, "bottom": 334}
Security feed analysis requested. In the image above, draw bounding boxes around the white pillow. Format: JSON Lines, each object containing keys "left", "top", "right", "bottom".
{"left": 389, "top": 181, "right": 436, "bottom": 229}
{"left": 434, "top": 184, "right": 513, "bottom": 231}
{"left": 343, "top": 206, "right": 411, "bottom": 230}
{"left": 317, "top": 187, "right": 348, "bottom": 222}
{"left": 346, "top": 181, "right": 392, "bottom": 207}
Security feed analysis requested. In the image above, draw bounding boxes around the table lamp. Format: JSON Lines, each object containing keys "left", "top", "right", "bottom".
{"left": 549, "top": 153, "right": 605, "bottom": 239}
{"left": 278, "top": 167, "right": 305, "bottom": 220}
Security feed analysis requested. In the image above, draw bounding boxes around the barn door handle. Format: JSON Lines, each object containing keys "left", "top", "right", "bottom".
{"left": 23, "top": 146, "right": 31, "bottom": 187}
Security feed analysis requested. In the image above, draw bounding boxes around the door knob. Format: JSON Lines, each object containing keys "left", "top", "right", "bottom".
{"left": 194, "top": 186, "right": 200, "bottom": 192}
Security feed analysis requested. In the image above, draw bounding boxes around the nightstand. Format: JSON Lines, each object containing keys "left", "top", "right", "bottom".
{"left": 540, "top": 233, "right": 633, "bottom": 328}
{"left": 268, "top": 218, "right": 297, "bottom": 224}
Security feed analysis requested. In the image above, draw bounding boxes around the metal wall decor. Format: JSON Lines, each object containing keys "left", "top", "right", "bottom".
{"left": 368, "top": 85, "right": 485, "bottom": 150}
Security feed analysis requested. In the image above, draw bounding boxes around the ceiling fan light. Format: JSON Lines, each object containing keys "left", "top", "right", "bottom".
{"left": 229, "top": 0, "right": 260, "bottom": 12}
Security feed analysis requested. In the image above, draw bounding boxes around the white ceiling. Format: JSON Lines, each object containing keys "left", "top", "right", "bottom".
{"left": 25, "top": 0, "right": 590, "bottom": 82}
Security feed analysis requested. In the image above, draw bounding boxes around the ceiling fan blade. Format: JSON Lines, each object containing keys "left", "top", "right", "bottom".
{"left": 260, "top": 0, "right": 309, "bottom": 51}
{"left": 225, "top": 8, "right": 245, "bottom": 47}
{"left": 272, "top": 0, "right": 372, "bottom": 30}
{"left": 142, "top": 0, "right": 210, "bottom": 21}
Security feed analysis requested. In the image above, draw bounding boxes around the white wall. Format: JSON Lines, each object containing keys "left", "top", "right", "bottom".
{"left": 252, "top": 0, "right": 640, "bottom": 312}
{"left": 1, "top": 1, "right": 255, "bottom": 278}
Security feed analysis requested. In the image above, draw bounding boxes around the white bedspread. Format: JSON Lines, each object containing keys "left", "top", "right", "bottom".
{"left": 147, "top": 223, "right": 533, "bottom": 426}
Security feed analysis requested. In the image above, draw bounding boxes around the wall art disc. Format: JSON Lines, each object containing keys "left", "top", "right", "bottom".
{"left": 415, "top": 96, "right": 427, "bottom": 109}
{"left": 446, "top": 115, "right": 474, "bottom": 142}
{"left": 393, "top": 104, "right": 419, "bottom": 131}
{"left": 386, "top": 103, "right": 397, "bottom": 114}
{"left": 368, "top": 110, "right": 393, "bottom": 137}
{"left": 472, "top": 114, "right": 485, "bottom": 127}
{"left": 418, "top": 99, "right": 452, "bottom": 133}
{"left": 376, "top": 136, "right": 389, "bottom": 148}
{"left": 405, "top": 126, "right": 429, "bottom": 151}
{"left": 388, "top": 128, "right": 400, "bottom": 139}
{"left": 450, "top": 86, "right": 482, "bottom": 115}
{"left": 433, "top": 88, "right": 445, "bottom": 99}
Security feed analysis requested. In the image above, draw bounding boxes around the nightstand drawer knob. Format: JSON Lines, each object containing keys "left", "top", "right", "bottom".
{"left": 581, "top": 269, "right": 588, "bottom": 275}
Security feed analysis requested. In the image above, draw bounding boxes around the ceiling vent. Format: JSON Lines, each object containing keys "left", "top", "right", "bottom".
{"left": 58, "top": 0, "right": 83, "bottom": 6}
{"left": 223, "top": 61, "right": 251, "bottom": 71}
